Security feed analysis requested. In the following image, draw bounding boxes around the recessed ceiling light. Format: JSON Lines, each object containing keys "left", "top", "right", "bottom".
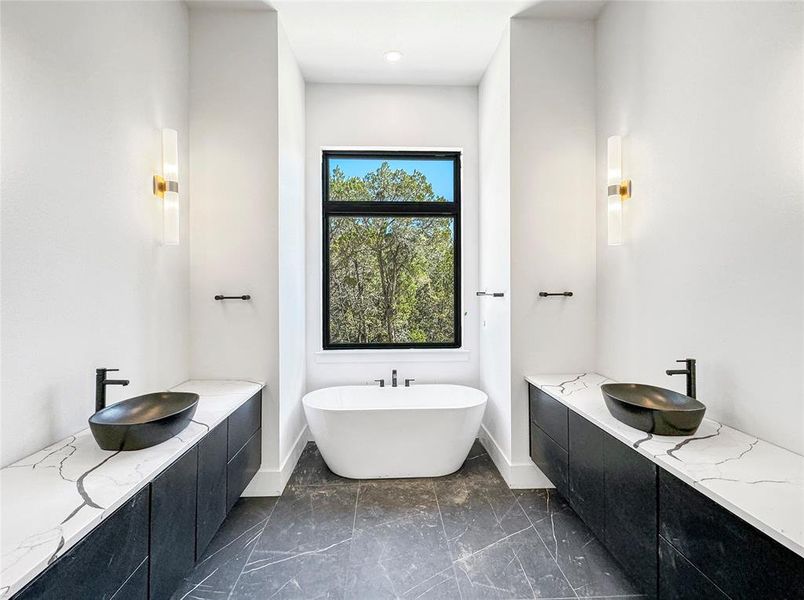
{"left": 384, "top": 50, "right": 403, "bottom": 63}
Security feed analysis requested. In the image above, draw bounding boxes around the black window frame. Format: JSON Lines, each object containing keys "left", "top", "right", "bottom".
{"left": 322, "top": 149, "right": 462, "bottom": 350}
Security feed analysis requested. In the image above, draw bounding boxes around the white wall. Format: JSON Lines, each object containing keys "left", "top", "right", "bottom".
{"left": 304, "top": 84, "right": 480, "bottom": 390}
{"left": 1, "top": 1, "right": 190, "bottom": 466}
{"left": 509, "top": 18, "right": 596, "bottom": 464}
{"left": 477, "top": 19, "right": 596, "bottom": 486}
{"left": 277, "top": 19, "right": 307, "bottom": 471}
{"left": 478, "top": 28, "right": 513, "bottom": 464}
{"left": 595, "top": 1, "right": 804, "bottom": 454}
{"left": 189, "top": 8, "right": 280, "bottom": 472}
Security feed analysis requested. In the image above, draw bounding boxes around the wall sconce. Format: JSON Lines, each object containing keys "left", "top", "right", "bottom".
{"left": 607, "top": 135, "right": 631, "bottom": 246}
{"left": 153, "top": 128, "right": 179, "bottom": 246}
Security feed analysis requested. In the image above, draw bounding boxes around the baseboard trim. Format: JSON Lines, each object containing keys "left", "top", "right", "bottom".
{"left": 242, "top": 424, "right": 310, "bottom": 497}
{"left": 478, "top": 424, "right": 553, "bottom": 489}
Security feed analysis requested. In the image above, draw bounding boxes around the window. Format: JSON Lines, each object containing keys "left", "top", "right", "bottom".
{"left": 322, "top": 150, "right": 461, "bottom": 349}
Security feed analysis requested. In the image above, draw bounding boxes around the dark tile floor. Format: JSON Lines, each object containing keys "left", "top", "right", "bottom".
{"left": 172, "top": 442, "right": 645, "bottom": 600}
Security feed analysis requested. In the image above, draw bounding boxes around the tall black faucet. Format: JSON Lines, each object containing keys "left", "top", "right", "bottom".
{"left": 392, "top": 369, "right": 398, "bottom": 388}
{"left": 95, "top": 368, "right": 130, "bottom": 412}
{"left": 666, "top": 358, "right": 696, "bottom": 399}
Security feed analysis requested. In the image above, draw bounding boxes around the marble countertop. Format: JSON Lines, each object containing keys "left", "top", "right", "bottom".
{"left": 525, "top": 373, "right": 804, "bottom": 559}
{"left": 0, "top": 379, "right": 264, "bottom": 599}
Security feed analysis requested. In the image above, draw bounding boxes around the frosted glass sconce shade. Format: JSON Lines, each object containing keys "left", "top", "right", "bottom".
{"left": 607, "top": 135, "right": 631, "bottom": 246}
{"left": 153, "top": 128, "right": 179, "bottom": 246}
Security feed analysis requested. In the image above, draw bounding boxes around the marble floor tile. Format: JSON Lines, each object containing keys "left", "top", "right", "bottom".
{"left": 434, "top": 456, "right": 531, "bottom": 561}
{"left": 347, "top": 480, "right": 456, "bottom": 598}
{"left": 286, "top": 443, "right": 355, "bottom": 487}
{"left": 232, "top": 536, "right": 351, "bottom": 599}
{"left": 176, "top": 442, "right": 644, "bottom": 600}
{"left": 249, "top": 483, "right": 359, "bottom": 556}
{"left": 170, "top": 498, "right": 277, "bottom": 600}
{"left": 453, "top": 533, "right": 537, "bottom": 600}
{"left": 515, "top": 489, "right": 642, "bottom": 598}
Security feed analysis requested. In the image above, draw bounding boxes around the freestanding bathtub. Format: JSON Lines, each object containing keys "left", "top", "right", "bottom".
{"left": 302, "top": 384, "right": 487, "bottom": 479}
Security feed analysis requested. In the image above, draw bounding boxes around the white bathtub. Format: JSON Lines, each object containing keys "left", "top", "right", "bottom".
{"left": 302, "top": 384, "right": 487, "bottom": 479}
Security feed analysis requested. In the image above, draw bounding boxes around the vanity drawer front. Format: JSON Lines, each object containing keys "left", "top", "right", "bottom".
{"left": 604, "top": 432, "right": 657, "bottom": 598}
{"left": 228, "top": 391, "right": 262, "bottom": 460}
{"left": 658, "top": 537, "right": 728, "bottom": 600}
{"left": 529, "top": 423, "right": 568, "bottom": 497}
{"left": 197, "top": 422, "right": 228, "bottom": 559}
{"left": 110, "top": 557, "right": 148, "bottom": 600}
{"left": 528, "top": 384, "right": 568, "bottom": 450}
{"left": 658, "top": 469, "right": 804, "bottom": 599}
{"left": 14, "top": 486, "right": 149, "bottom": 600}
{"left": 568, "top": 411, "right": 606, "bottom": 540}
{"left": 150, "top": 446, "right": 198, "bottom": 600}
{"left": 227, "top": 428, "right": 262, "bottom": 511}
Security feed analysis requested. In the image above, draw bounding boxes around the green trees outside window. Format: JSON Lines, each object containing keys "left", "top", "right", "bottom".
{"left": 323, "top": 152, "right": 461, "bottom": 349}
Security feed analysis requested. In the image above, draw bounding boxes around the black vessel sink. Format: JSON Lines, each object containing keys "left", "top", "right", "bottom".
{"left": 601, "top": 383, "right": 706, "bottom": 436}
{"left": 89, "top": 392, "right": 199, "bottom": 451}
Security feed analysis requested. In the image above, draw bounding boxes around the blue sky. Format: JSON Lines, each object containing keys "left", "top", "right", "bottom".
{"left": 330, "top": 158, "right": 454, "bottom": 201}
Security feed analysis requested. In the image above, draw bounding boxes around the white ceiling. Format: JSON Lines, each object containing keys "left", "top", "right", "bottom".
{"left": 267, "top": 0, "right": 605, "bottom": 86}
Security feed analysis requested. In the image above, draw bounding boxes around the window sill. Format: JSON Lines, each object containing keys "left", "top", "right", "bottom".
{"left": 313, "top": 349, "right": 471, "bottom": 364}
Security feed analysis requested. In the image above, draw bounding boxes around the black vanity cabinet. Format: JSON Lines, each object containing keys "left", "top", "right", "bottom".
{"left": 568, "top": 412, "right": 606, "bottom": 540}
{"left": 14, "top": 487, "right": 150, "bottom": 600}
{"left": 529, "top": 385, "right": 659, "bottom": 598}
{"left": 226, "top": 391, "right": 262, "bottom": 511}
{"left": 657, "top": 538, "right": 728, "bottom": 600}
{"left": 603, "top": 432, "right": 657, "bottom": 598}
{"left": 527, "top": 383, "right": 804, "bottom": 600}
{"left": 12, "top": 391, "right": 264, "bottom": 600}
{"left": 227, "top": 428, "right": 262, "bottom": 511}
{"left": 567, "top": 411, "right": 658, "bottom": 598}
{"left": 150, "top": 446, "right": 198, "bottom": 600}
{"left": 197, "top": 422, "right": 228, "bottom": 558}
{"left": 528, "top": 385, "right": 569, "bottom": 498}
{"left": 658, "top": 469, "right": 804, "bottom": 600}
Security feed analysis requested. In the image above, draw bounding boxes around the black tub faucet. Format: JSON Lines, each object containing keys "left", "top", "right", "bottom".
{"left": 392, "top": 369, "right": 398, "bottom": 388}
{"left": 666, "top": 358, "right": 696, "bottom": 399}
{"left": 96, "top": 368, "right": 130, "bottom": 412}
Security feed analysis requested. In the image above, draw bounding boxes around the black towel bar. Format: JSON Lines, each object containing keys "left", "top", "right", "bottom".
{"left": 214, "top": 295, "right": 251, "bottom": 301}
{"left": 539, "top": 292, "right": 573, "bottom": 298}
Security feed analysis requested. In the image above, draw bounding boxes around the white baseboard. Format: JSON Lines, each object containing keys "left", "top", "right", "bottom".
{"left": 242, "top": 425, "right": 310, "bottom": 497}
{"left": 478, "top": 424, "right": 553, "bottom": 489}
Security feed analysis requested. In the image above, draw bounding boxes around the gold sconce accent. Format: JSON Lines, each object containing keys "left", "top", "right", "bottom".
{"left": 607, "top": 136, "right": 631, "bottom": 246}
{"left": 153, "top": 129, "right": 180, "bottom": 245}
{"left": 607, "top": 180, "right": 631, "bottom": 200}
{"left": 152, "top": 175, "right": 178, "bottom": 199}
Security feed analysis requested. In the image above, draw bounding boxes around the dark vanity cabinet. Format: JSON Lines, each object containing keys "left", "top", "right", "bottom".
{"left": 227, "top": 427, "right": 262, "bottom": 511}
{"left": 12, "top": 390, "right": 264, "bottom": 600}
{"left": 150, "top": 445, "right": 198, "bottom": 600}
{"left": 603, "top": 432, "right": 657, "bottom": 597}
{"left": 14, "top": 487, "right": 150, "bottom": 600}
{"left": 197, "top": 422, "right": 229, "bottom": 558}
{"left": 528, "top": 385, "right": 569, "bottom": 498}
{"left": 566, "top": 411, "right": 657, "bottom": 598}
{"left": 527, "top": 383, "right": 804, "bottom": 600}
{"left": 226, "top": 392, "right": 262, "bottom": 511}
{"left": 567, "top": 412, "right": 606, "bottom": 539}
{"left": 658, "top": 469, "right": 804, "bottom": 600}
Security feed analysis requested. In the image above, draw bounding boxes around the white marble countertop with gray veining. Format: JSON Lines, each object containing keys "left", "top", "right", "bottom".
{"left": 0, "top": 379, "right": 264, "bottom": 599}
{"left": 525, "top": 373, "right": 804, "bottom": 559}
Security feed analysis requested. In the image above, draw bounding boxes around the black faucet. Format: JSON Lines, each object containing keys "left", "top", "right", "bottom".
{"left": 95, "top": 368, "right": 130, "bottom": 412}
{"left": 666, "top": 358, "right": 696, "bottom": 399}
{"left": 392, "top": 369, "right": 398, "bottom": 388}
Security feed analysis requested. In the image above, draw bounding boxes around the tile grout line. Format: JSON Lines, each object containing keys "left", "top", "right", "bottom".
{"left": 432, "top": 479, "right": 465, "bottom": 600}
{"left": 225, "top": 498, "right": 280, "bottom": 600}
{"left": 343, "top": 478, "right": 361, "bottom": 597}
{"left": 511, "top": 490, "right": 580, "bottom": 600}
